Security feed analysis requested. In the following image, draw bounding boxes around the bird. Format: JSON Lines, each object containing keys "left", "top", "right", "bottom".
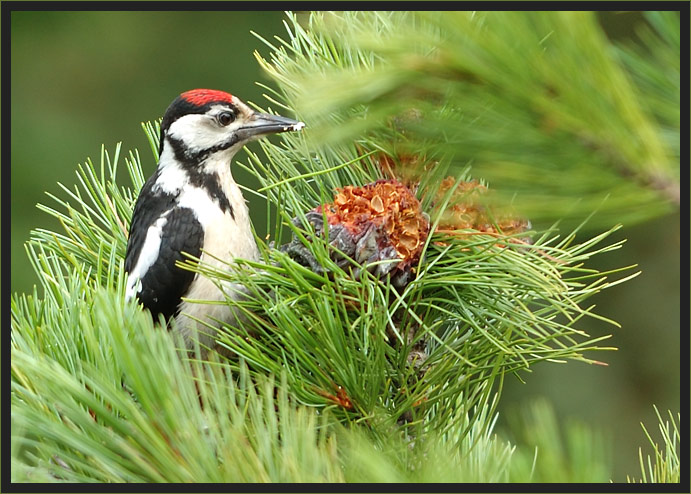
{"left": 124, "top": 88, "right": 304, "bottom": 353}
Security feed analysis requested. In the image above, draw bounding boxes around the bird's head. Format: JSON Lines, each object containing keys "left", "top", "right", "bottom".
{"left": 158, "top": 89, "right": 304, "bottom": 166}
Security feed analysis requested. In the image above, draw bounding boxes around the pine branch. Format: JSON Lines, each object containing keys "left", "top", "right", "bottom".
{"left": 198, "top": 131, "right": 634, "bottom": 436}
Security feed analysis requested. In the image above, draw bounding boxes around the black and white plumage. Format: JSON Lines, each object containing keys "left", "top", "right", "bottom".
{"left": 125, "top": 89, "right": 304, "bottom": 350}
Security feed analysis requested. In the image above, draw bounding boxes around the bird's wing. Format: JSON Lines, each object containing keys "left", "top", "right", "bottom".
{"left": 125, "top": 193, "right": 204, "bottom": 321}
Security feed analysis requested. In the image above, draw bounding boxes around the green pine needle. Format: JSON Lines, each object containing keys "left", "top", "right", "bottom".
{"left": 627, "top": 406, "right": 680, "bottom": 483}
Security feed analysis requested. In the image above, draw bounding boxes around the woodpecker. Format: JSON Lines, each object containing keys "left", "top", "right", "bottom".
{"left": 125, "top": 89, "right": 304, "bottom": 351}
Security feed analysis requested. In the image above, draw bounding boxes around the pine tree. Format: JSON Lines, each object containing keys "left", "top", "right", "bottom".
{"left": 11, "top": 11, "right": 679, "bottom": 483}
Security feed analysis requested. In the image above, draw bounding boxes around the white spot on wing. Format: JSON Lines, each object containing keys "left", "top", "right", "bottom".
{"left": 125, "top": 215, "right": 169, "bottom": 300}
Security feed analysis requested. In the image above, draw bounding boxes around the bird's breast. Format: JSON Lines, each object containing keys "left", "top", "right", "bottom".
{"left": 176, "top": 180, "right": 258, "bottom": 265}
{"left": 173, "top": 181, "right": 258, "bottom": 349}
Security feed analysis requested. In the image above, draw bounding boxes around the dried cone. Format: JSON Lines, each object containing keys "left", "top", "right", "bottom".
{"left": 284, "top": 153, "right": 531, "bottom": 285}
{"left": 319, "top": 179, "right": 430, "bottom": 271}
{"left": 374, "top": 152, "right": 530, "bottom": 238}
{"left": 434, "top": 177, "right": 531, "bottom": 237}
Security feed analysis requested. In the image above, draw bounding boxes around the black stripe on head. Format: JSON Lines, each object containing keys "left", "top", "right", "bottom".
{"left": 166, "top": 134, "right": 240, "bottom": 168}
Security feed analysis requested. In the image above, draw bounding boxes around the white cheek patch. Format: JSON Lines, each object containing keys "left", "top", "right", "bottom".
{"left": 125, "top": 215, "right": 169, "bottom": 300}
{"left": 167, "top": 113, "right": 242, "bottom": 153}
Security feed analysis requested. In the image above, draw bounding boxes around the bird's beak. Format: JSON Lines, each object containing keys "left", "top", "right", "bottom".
{"left": 236, "top": 112, "right": 305, "bottom": 141}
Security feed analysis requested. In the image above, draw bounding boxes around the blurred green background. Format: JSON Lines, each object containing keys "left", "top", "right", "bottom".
{"left": 10, "top": 11, "right": 680, "bottom": 480}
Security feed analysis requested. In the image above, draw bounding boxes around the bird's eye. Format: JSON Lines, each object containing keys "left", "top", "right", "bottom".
{"left": 217, "top": 111, "right": 236, "bottom": 127}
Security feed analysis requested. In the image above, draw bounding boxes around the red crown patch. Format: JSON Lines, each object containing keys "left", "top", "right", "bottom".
{"left": 180, "top": 89, "right": 234, "bottom": 107}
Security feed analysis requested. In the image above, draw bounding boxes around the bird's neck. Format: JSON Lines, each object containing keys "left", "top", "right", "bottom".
{"left": 157, "top": 143, "right": 244, "bottom": 215}
{"left": 156, "top": 145, "right": 259, "bottom": 262}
